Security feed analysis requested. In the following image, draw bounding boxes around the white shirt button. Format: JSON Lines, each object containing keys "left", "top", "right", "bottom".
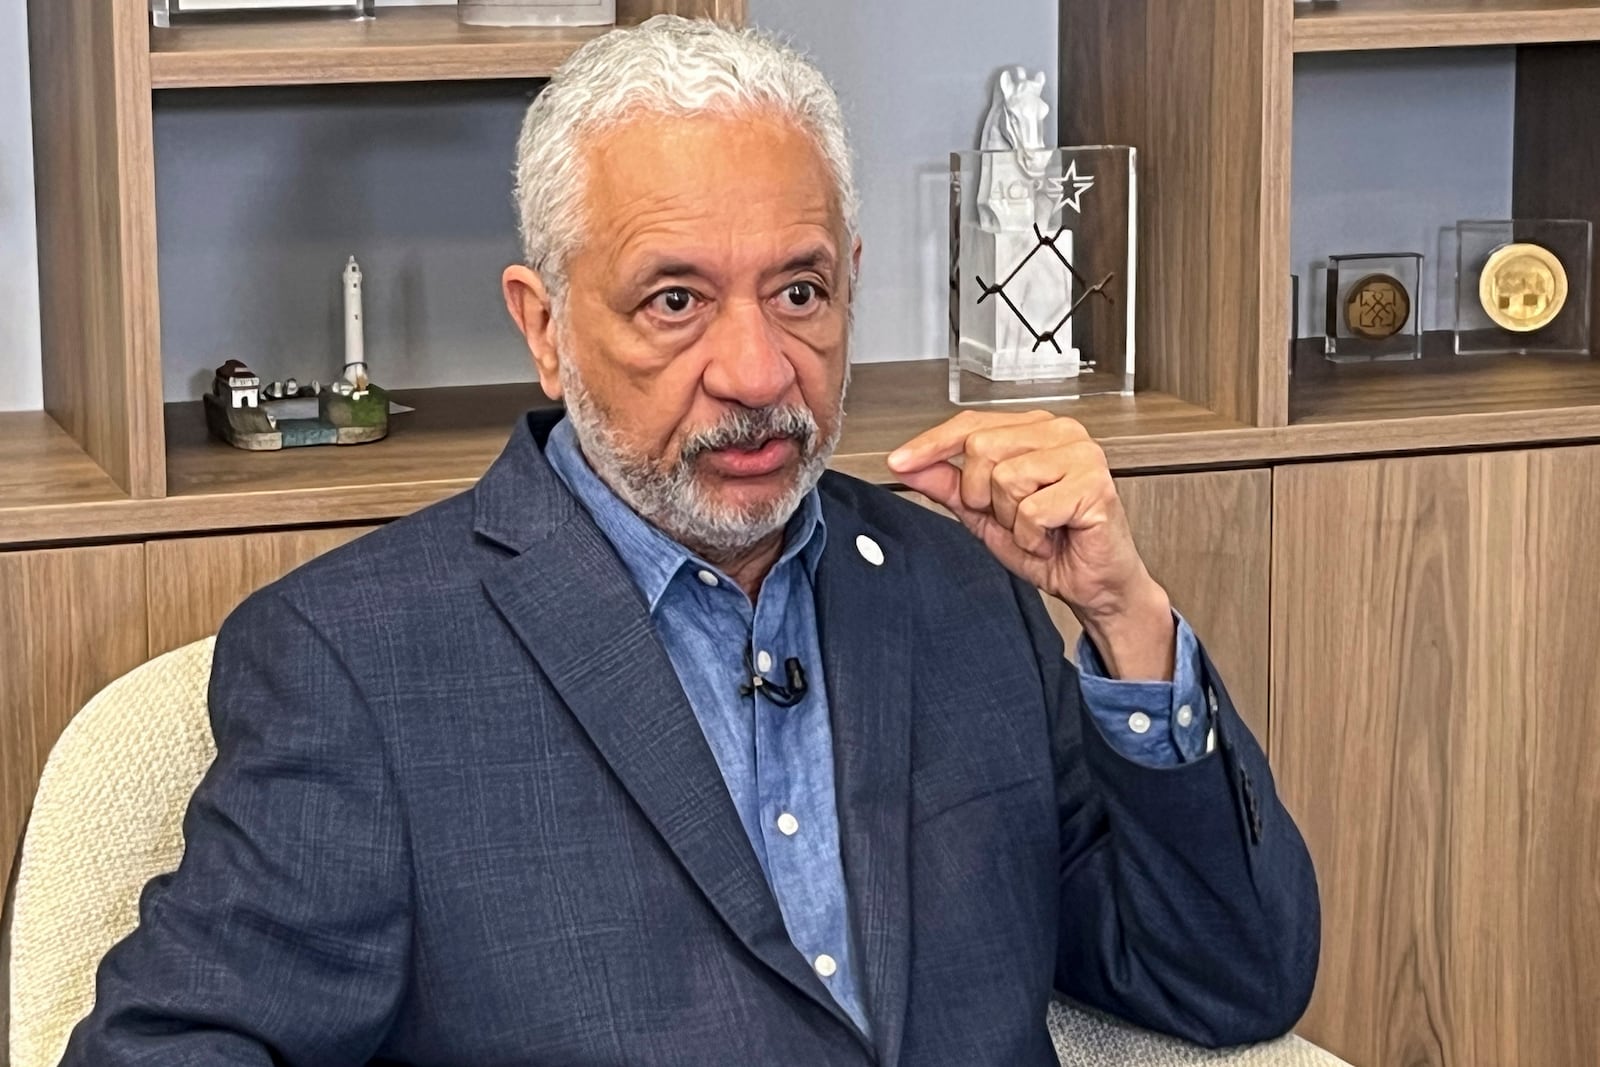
{"left": 856, "top": 535, "right": 884, "bottom": 566}
{"left": 777, "top": 812, "right": 799, "bottom": 836}
{"left": 814, "top": 953, "right": 838, "bottom": 978}
{"left": 1176, "top": 704, "right": 1194, "bottom": 728}
{"left": 757, "top": 650, "right": 774, "bottom": 674}
{"left": 1127, "top": 711, "right": 1152, "bottom": 735}
{"left": 696, "top": 569, "right": 719, "bottom": 587}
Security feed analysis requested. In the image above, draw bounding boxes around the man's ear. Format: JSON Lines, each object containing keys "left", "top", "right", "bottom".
{"left": 850, "top": 236, "right": 864, "bottom": 298}
{"left": 502, "top": 264, "right": 564, "bottom": 399}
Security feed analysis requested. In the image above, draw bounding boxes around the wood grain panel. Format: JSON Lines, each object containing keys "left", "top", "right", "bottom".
{"left": 1060, "top": 0, "right": 1286, "bottom": 427}
{"left": 27, "top": 0, "right": 164, "bottom": 498}
{"left": 146, "top": 527, "right": 380, "bottom": 656}
{"left": 1296, "top": 0, "right": 1600, "bottom": 52}
{"left": 1514, "top": 41, "right": 1600, "bottom": 361}
{"left": 899, "top": 467, "right": 1272, "bottom": 744}
{"left": 0, "top": 546, "right": 148, "bottom": 904}
{"left": 1272, "top": 448, "right": 1600, "bottom": 1066}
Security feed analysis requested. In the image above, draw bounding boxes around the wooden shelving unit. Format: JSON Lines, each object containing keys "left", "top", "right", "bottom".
{"left": 150, "top": 6, "right": 610, "bottom": 88}
{"left": 1293, "top": 0, "right": 1600, "bottom": 53}
{"left": 10, "top": 0, "right": 1600, "bottom": 552}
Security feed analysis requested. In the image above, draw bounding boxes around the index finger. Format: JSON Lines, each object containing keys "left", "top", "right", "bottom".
{"left": 886, "top": 409, "right": 1054, "bottom": 473}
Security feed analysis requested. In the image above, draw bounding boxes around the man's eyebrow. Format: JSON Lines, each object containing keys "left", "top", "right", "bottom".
{"left": 623, "top": 245, "right": 840, "bottom": 292}
{"left": 775, "top": 246, "right": 839, "bottom": 277}
{"left": 626, "top": 259, "right": 710, "bottom": 291}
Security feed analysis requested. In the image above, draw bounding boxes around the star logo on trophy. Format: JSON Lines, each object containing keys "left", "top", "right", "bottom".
{"left": 1046, "top": 160, "right": 1096, "bottom": 217}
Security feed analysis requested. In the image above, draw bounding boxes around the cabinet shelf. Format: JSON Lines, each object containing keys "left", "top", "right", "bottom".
{"left": 164, "top": 382, "right": 552, "bottom": 501}
{"left": 1290, "top": 342, "right": 1600, "bottom": 425}
{"left": 149, "top": 6, "right": 607, "bottom": 88}
{"left": 11, "top": 359, "right": 1600, "bottom": 546}
{"left": 0, "top": 412, "right": 130, "bottom": 515}
{"left": 1293, "top": 0, "right": 1600, "bottom": 53}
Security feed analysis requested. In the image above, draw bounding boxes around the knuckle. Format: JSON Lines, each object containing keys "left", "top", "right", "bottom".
{"left": 967, "top": 427, "right": 999, "bottom": 456}
{"left": 1054, "top": 415, "right": 1088, "bottom": 439}
{"left": 1071, "top": 439, "right": 1108, "bottom": 469}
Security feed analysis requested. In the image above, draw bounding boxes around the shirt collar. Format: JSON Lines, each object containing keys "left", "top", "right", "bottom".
{"left": 543, "top": 416, "right": 827, "bottom": 612}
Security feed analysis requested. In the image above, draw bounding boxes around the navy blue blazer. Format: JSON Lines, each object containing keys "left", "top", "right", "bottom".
{"left": 64, "top": 413, "right": 1319, "bottom": 1066}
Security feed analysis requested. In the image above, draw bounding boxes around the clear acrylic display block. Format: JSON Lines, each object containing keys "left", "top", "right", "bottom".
{"left": 151, "top": 0, "right": 374, "bottom": 28}
{"left": 459, "top": 0, "right": 616, "bottom": 26}
{"left": 1323, "top": 252, "right": 1422, "bottom": 363}
{"left": 1454, "top": 219, "right": 1592, "bottom": 356}
{"left": 949, "top": 146, "right": 1135, "bottom": 404}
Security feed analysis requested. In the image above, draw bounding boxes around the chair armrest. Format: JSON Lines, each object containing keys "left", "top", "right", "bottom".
{"left": 1047, "top": 998, "right": 1354, "bottom": 1067}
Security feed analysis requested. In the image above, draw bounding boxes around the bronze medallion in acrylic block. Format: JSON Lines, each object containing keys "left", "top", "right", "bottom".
{"left": 1344, "top": 273, "right": 1411, "bottom": 340}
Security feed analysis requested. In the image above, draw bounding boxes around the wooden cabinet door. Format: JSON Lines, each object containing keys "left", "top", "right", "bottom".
{"left": 1272, "top": 447, "right": 1600, "bottom": 1067}
{"left": 146, "top": 526, "right": 379, "bottom": 657}
{"left": 0, "top": 545, "right": 148, "bottom": 896}
{"left": 899, "top": 467, "right": 1272, "bottom": 743}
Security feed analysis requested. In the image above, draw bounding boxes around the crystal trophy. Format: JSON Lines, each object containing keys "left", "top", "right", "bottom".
{"left": 949, "top": 145, "right": 1136, "bottom": 404}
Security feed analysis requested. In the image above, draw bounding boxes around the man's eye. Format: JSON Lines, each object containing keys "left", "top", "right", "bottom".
{"left": 649, "top": 288, "right": 697, "bottom": 316}
{"left": 782, "top": 282, "right": 823, "bottom": 309}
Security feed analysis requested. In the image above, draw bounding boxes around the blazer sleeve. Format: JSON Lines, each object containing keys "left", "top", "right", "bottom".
{"left": 59, "top": 589, "right": 412, "bottom": 1067}
{"left": 1012, "top": 578, "right": 1322, "bottom": 1048}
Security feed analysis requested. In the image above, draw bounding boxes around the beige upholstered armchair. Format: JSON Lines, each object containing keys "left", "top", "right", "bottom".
{"left": 5, "top": 640, "right": 1351, "bottom": 1067}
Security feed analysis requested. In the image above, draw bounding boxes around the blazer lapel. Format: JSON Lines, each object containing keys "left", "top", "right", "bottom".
{"left": 473, "top": 420, "right": 865, "bottom": 1044}
{"left": 816, "top": 483, "right": 914, "bottom": 1066}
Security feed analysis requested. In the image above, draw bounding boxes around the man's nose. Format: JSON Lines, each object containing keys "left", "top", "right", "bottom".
{"left": 700, "top": 300, "right": 797, "bottom": 410}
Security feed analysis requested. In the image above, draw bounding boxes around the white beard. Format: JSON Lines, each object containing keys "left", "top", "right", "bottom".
{"left": 558, "top": 358, "right": 847, "bottom": 564}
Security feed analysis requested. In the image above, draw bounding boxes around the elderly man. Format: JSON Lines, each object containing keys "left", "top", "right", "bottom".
{"left": 64, "top": 16, "right": 1318, "bottom": 1067}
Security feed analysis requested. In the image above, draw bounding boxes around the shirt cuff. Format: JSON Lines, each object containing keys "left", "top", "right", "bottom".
{"left": 1075, "top": 611, "right": 1210, "bottom": 765}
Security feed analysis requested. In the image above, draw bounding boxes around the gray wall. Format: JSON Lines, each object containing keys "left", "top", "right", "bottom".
{"left": 0, "top": 0, "right": 41, "bottom": 411}
{"left": 1292, "top": 48, "right": 1515, "bottom": 337}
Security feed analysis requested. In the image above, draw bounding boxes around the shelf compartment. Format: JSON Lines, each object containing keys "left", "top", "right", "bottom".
{"left": 149, "top": 6, "right": 608, "bottom": 89}
{"left": 1290, "top": 338, "right": 1600, "bottom": 424}
{"left": 1294, "top": 1, "right": 1600, "bottom": 53}
{"left": 164, "top": 382, "right": 553, "bottom": 499}
{"left": 0, "top": 412, "right": 131, "bottom": 516}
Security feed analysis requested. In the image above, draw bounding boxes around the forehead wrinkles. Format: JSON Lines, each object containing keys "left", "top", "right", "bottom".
{"left": 576, "top": 111, "right": 844, "bottom": 269}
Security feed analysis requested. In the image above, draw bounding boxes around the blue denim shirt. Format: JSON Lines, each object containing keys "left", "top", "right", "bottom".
{"left": 543, "top": 418, "right": 1209, "bottom": 1035}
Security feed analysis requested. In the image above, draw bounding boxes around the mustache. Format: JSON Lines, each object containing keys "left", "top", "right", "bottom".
{"left": 680, "top": 405, "right": 819, "bottom": 463}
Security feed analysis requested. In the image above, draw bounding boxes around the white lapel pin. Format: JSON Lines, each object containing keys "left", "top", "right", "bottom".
{"left": 856, "top": 534, "right": 884, "bottom": 567}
